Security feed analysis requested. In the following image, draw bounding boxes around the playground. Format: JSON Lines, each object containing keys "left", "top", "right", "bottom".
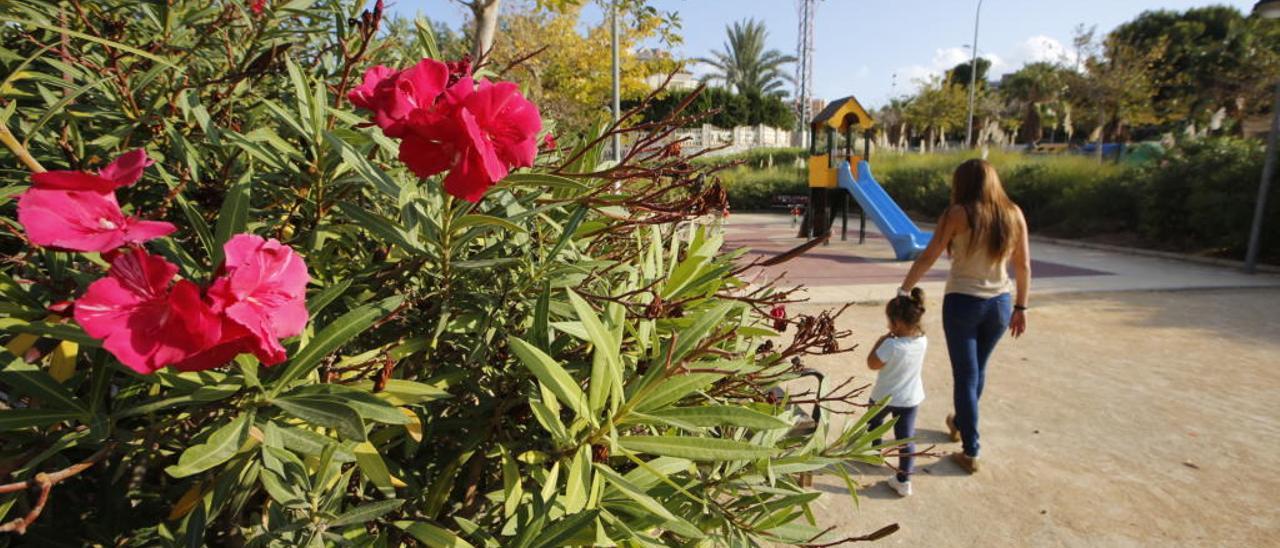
{"left": 724, "top": 213, "right": 1280, "bottom": 545}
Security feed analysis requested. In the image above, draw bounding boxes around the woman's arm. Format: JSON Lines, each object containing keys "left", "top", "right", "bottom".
{"left": 900, "top": 206, "right": 961, "bottom": 291}
{"left": 1009, "top": 207, "right": 1031, "bottom": 338}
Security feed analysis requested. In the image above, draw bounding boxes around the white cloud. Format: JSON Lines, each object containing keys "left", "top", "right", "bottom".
{"left": 891, "top": 35, "right": 1081, "bottom": 95}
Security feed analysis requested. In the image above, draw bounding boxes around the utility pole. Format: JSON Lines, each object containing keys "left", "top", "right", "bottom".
{"left": 1245, "top": 0, "right": 1280, "bottom": 272}
{"left": 964, "top": 0, "right": 984, "bottom": 148}
{"left": 794, "top": 0, "right": 816, "bottom": 149}
{"left": 611, "top": 0, "right": 621, "bottom": 163}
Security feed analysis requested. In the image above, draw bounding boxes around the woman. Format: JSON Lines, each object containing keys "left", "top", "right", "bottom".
{"left": 898, "top": 159, "right": 1030, "bottom": 474}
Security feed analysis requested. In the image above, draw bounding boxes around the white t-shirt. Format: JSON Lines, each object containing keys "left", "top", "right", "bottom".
{"left": 870, "top": 335, "right": 927, "bottom": 408}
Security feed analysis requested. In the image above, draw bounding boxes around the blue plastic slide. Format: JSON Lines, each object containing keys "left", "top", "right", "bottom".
{"left": 836, "top": 160, "right": 932, "bottom": 260}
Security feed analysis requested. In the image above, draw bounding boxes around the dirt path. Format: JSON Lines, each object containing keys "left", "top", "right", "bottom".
{"left": 795, "top": 288, "right": 1280, "bottom": 547}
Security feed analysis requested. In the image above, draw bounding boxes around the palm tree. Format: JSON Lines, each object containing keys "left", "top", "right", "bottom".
{"left": 1001, "top": 62, "right": 1068, "bottom": 143}
{"left": 697, "top": 19, "right": 796, "bottom": 97}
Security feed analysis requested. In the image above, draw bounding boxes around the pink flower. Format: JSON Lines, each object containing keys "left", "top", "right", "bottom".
{"left": 17, "top": 188, "right": 175, "bottom": 252}
{"left": 770, "top": 305, "right": 787, "bottom": 332}
{"left": 349, "top": 59, "right": 449, "bottom": 137}
{"left": 73, "top": 250, "right": 222, "bottom": 375}
{"left": 31, "top": 149, "right": 153, "bottom": 193}
{"left": 465, "top": 80, "right": 542, "bottom": 174}
{"left": 250, "top": 0, "right": 267, "bottom": 14}
{"left": 542, "top": 133, "right": 557, "bottom": 151}
{"left": 200, "top": 234, "right": 310, "bottom": 366}
{"left": 446, "top": 57, "right": 472, "bottom": 86}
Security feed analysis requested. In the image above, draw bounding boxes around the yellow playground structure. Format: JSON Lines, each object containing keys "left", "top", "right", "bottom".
{"left": 800, "top": 95, "right": 875, "bottom": 241}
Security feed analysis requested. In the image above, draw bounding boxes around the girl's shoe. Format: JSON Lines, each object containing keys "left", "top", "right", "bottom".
{"left": 886, "top": 476, "right": 912, "bottom": 497}
{"left": 945, "top": 414, "right": 961, "bottom": 443}
{"left": 950, "top": 452, "right": 980, "bottom": 474}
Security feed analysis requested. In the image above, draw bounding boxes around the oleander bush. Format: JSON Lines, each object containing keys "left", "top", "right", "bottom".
{"left": 0, "top": 1, "right": 897, "bottom": 546}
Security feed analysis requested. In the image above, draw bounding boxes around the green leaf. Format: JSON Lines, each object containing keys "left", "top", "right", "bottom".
{"left": 414, "top": 18, "right": 441, "bottom": 59}
{"left": 529, "top": 510, "right": 600, "bottom": 548}
{"left": 337, "top": 203, "right": 424, "bottom": 253}
{"left": 165, "top": 414, "right": 251, "bottom": 478}
{"left": 592, "top": 464, "right": 703, "bottom": 538}
{"left": 499, "top": 173, "right": 589, "bottom": 192}
{"left": 271, "top": 296, "right": 404, "bottom": 394}
{"left": 0, "top": 319, "right": 100, "bottom": 348}
{"left": 567, "top": 290, "right": 620, "bottom": 414}
{"left": 329, "top": 498, "right": 404, "bottom": 527}
{"left": 0, "top": 408, "right": 82, "bottom": 432}
{"left": 0, "top": 359, "right": 89, "bottom": 413}
{"left": 500, "top": 446, "right": 523, "bottom": 518}
{"left": 349, "top": 378, "right": 451, "bottom": 406}
{"left": 354, "top": 441, "right": 399, "bottom": 497}
{"left": 507, "top": 337, "right": 591, "bottom": 422}
{"left": 632, "top": 373, "right": 723, "bottom": 412}
{"left": 454, "top": 213, "right": 526, "bottom": 234}
{"left": 326, "top": 131, "right": 403, "bottom": 201}
{"left": 617, "top": 436, "right": 779, "bottom": 461}
{"left": 396, "top": 521, "right": 476, "bottom": 548}
{"left": 306, "top": 279, "right": 351, "bottom": 316}
{"left": 7, "top": 19, "right": 182, "bottom": 70}
{"left": 646, "top": 405, "right": 790, "bottom": 430}
{"left": 563, "top": 445, "right": 590, "bottom": 513}
{"left": 273, "top": 396, "right": 367, "bottom": 441}
{"left": 212, "top": 178, "right": 251, "bottom": 263}
{"left": 671, "top": 301, "right": 734, "bottom": 363}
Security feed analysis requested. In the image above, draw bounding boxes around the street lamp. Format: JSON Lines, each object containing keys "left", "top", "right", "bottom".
{"left": 964, "top": 0, "right": 984, "bottom": 149}
{"left": 1244, "top": 0, "right": 1280, "bottom": 273}
{"left": 610, "top": 0, "right": 621, "bottom": 163}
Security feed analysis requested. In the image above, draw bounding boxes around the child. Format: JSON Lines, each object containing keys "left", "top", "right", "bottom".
{"left": 866, "top": 288, "right": 928, "bottom": 497}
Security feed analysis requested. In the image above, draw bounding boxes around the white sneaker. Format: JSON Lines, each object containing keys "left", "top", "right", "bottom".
{"left": 887, "top": 476, "right": 912, "bottom": 497}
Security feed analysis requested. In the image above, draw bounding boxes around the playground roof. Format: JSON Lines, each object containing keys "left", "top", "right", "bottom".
{"left": 811, "top": 95, "right": 875, "bottom": 132}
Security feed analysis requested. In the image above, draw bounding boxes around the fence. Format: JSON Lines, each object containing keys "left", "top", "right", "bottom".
{"left": 672, "top": 124, "right": 794, "bottom": 156}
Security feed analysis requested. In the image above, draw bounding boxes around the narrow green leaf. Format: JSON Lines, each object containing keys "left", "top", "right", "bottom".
{"left": 271, "top": 296, "right": 404, "bottom": 393}
{"left": 563, "top": 445, "right": 590, "bottom": 513}
{"left": 507, "top": 337, "right": 591, "bottom": 421}
{"left": 396, "top": 521, "right": 475, "bottom": 548}
{"left": 325, "top": 131, "right": 403, "bottom": 201}
{"left": 454, "top": 214, "right": 526, "bottom": 234}
{"left": 273, "top": 396, "right": 367, "bottom": 441}
{"left": 632, "top": 373, "right": 723, "bottom": 412}
{"left": 647, "top": 405, "right": 790, "bottom": 430}
{"left": 0, "top": 359, "right": 89, "bottom": 413}
{"left": 617, "top": 436, "right": 779, "bottom": 461}
{"left": 329, "top": 498, "right": 404, "bottom": 527}
{"left": 306, "top": 279, "right": 351, "bottom": 316}
{"left": 529, "top": 510, "right": 599, "bottom": 548}
{"left": 212, "top": 179, "right": 251, "bottom": 263}
{"left": 567, "top": 290, "right": 619, "bottom": 414}
{"left": 354, "top": 441, "right": 398, "bottom": 497}
{"left": 671, "top": 301, "right": 735, "bottom": 363}
{"left": 7, "top": 19, "right": 182, "bottom": 70}
{"left": 592, "top": 464, "right": 704, "bottom": 538}
{"left": 165, "top": 414, "right": 250, "bottom": 478}
{"left": 414, "top": 18, "right": 441, "bottom": 59}
{"left": 0, "top": 408, "right": 82, "bottom": 432}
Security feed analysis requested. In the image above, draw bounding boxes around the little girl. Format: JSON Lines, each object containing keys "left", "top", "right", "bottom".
{"left": 866, "top": 288, "right": 928, "bottom": 497}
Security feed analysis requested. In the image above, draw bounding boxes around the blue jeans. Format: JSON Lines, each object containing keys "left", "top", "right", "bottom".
{"left": 867, "top": 402, "right": 918, "bottom": 482}
{"left": 942, "top": 292, "right": 1012, "bottom": 457}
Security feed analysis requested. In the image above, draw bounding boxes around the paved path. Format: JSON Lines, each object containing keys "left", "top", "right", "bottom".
{"left": 788, "top": 290, "right": 1280, "bottom": 547}
{"left": 724, "top": 213, "right": 1280, "bottom": 545}
{"left": 725, "top": 212, "right": 1280, "bottom": 303}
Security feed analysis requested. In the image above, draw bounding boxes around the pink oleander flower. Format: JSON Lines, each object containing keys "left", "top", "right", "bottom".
{"left": 17, "top": 188, "right": 175, "bottom": 252}
{"left": 250, "top": 0, "right": 267, "bottom": 14}
{"left": 770, "top": 304, "right": 787, "bottom": 332}
{"left": 73, "top": 249, "right": 222, "bottom": 375}
{"left": 542, "top": 133, "right": 557, "bottom": 151}
{"left": 31, "top": 149, "right": 154, "bottom": 193}
{"left": 348, "top": 59, "right": 449, "bottom": 137}
{"left": 197, "top": 234, "right": 310, "bottom": 367}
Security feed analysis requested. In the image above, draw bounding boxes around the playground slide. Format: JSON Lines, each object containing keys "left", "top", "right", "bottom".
{"left": 836, "top": 160, "right": 932, "bottom": 261}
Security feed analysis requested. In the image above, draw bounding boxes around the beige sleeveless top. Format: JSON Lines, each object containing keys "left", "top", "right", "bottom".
{"left": 945, "top": 230, "right": 1011, "bottom": 298}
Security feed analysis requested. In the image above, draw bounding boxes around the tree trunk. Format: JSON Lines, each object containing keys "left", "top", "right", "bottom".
{"left": 469, "top": 0, "right": 501, "bottom": 63}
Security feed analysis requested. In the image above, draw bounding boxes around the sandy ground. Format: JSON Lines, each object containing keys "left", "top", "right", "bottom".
{"left": 794, "top": 288, "right": 1280, "bottom": 547}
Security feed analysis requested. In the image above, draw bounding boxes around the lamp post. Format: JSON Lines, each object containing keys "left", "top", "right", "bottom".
{"left": 964, "top": 0, "right": 984, "bottom": 148}
{"left": 1245, "top": 0, "right": 1280, "bottom": 273}
{"left": 610, "top": 0, "right": 621, "bottom": 163}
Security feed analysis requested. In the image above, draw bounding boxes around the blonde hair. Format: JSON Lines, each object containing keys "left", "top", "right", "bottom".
{"left": 950, "top": 159, "right": 1019, "bottom": 261}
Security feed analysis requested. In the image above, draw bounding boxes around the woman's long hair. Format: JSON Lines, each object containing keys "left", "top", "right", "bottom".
{"left": 950, "top": 159, "right": 1019, "bottom": 261}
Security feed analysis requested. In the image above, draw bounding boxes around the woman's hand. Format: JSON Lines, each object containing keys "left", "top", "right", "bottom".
{"left": 1009, "top": 309, "right": 1027, "bottom": 338}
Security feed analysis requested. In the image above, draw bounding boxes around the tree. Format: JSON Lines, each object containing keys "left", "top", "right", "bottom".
{"left": 484, "top": 2, "right": 680, "bottom": 130}
{"left": 946, "top": 57, "right": 992, "bottom": 89}
{"left": 1108, "top": 6, "right": 1280, "bottom": 132}
{"left": 697, "top": 18, "right": 796, "bottom": 96}
{"left": 903, "top": 76, "right": 969, "bottom": 148}
{"left": 1001, "top": 62, "right": 1070, "bottom": 143}
{"left": 636, "top": 87, "right": 795, "bottom": 129}
{"left": 1066, "top": 27, "right": 1164, "bottom": 158}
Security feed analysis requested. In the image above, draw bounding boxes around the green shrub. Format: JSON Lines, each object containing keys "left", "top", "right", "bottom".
{"left": 0, "top": 2, "right": 884, "bottom": 545}
{"left": 1137, "top": 137, "right": 1278, "bottom": 259}
{"left": 714, "top": 165, "right": 807, "bottom": 209}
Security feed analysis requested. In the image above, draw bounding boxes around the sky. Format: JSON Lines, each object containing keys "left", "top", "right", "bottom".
{"left": 389, "top": 0, "right": 1258, "bottom": 109}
